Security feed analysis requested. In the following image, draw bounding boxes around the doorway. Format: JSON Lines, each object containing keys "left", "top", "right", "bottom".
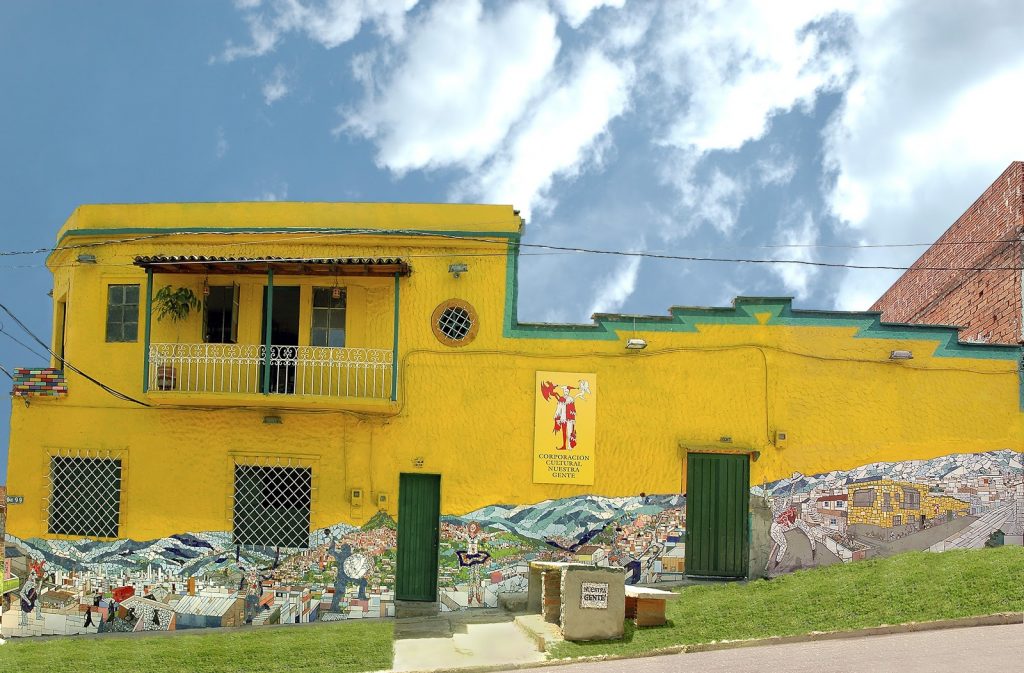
{"left": 262, "top": 286, "right": 300, "bottom": 394}
{"left": 396, "top": 473, "right": 441, "bottom": 602}
{"left": 685, "top": 452, "right": 750, "bottom": 579}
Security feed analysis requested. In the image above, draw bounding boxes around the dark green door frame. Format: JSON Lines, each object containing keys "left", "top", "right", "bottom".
{"left": 685, "top": 452, "right": 750, "bottom": 579}
{"left": 396, "top": 473, "right": 441, "bottom": 602}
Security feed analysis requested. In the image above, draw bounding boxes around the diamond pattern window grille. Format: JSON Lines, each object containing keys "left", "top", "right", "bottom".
{"left": 438, "top": 306, "right": 473, "bottom": 341}
{"left": 46, "top": 449, "right": 123, "bottom": 538}
{"left": 232, "top": 457, "right": 313, "bottom": 549}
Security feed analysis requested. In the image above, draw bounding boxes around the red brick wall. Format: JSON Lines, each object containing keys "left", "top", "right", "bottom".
{"left": 871, "top": 162, "right": 1023, "bottom": 345}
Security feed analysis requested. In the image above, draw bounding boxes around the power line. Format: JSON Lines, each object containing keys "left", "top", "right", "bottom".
{"left": 0, "top": 227, "right": 1020, "bottom": 272}
{"left": 0, "top": 302, "right": 150, "bottom": 407}
{"left": 0, "top": 225, "right": 1019, "bottom": 258}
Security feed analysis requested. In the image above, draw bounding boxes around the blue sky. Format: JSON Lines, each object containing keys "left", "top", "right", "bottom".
{"left": 1, "top": 0, "right": 1023, "bottom": 479}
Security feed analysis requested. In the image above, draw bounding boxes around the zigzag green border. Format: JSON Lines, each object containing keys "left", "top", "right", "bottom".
{"left": 502, "top": 245, "right": 1023, "bottom": 408}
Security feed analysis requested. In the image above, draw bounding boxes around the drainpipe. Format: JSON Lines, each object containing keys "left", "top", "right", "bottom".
{"left": 392, "top": 272, "right": 400, "bottom": 402}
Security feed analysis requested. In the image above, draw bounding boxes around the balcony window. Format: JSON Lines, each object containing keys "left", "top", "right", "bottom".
{"left": 203, "top": 284, "right": 239, "bottom": 344}
{"left": 105, "top": 284, "right": 139, "bottom": 342}
{"left": 311, "top": 287, "right": 346, "bottom": 347}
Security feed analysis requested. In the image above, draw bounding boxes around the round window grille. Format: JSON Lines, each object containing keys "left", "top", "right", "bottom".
{"left": 431, "top": 299, "right": 479, "bottom": 346}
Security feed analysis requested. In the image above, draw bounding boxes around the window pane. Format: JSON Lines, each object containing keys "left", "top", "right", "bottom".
{"left": 107, "top": 305, "right": 124, "bottom": 323}
{"left": 124, "top": 285, "right": 139, "bottom": 304}
{"left": 327, "top": 328, "right": 345, "bottom": 347}
{"left": 313, "top": 288, "right": 331, "bottom": 308}
{"left": 312, "top": 309, "right": 329, "bottom": 329}
{"left": 106, "top": 322, "right": 121, "bottom": 342}
{"left": 311, "top": 327, "right": 328, "bottom": 347}
{"left": 108, "top": 285, "right": 123, "bottom": 304}
{"left": 123, "top": 322, "right": 138, "bottom": 342}
{"left": 329, "top": 307, "right": 346, "bottom": 330}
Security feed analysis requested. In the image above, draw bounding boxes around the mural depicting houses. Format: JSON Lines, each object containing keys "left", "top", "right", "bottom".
{"left": 756, "top": 449, "right": 1024, "bottom": 575}
{"left": 2, "top": 449, "right": 1021, "bottom": 637}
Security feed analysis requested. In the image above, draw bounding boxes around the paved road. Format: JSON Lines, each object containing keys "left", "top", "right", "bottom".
{"left": 519, "top": 623, "right": 1024, "bottom": 673}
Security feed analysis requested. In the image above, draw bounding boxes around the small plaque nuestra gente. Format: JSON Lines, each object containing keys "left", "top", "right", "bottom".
{"left": 580, "top": 581, "right": 609, "bottom": 609}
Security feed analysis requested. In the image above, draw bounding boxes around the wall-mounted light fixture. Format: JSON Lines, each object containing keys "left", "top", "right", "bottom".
{"left": 263, "top": 415, "right": 282, "bottom": 424}
{"left": 77, "top": 254, "right": 97, "bottom": 264}
{"left": 889, "top": 350, "right": 914, "bottom": 360}
{"left": 448, "top": 263, "right": 469, "bottom": 279}
{"left": 625, "top": 338, "right": 648, "bottom": 350}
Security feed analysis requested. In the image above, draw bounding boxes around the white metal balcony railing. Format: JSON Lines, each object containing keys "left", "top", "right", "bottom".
{"left": 148, "top": 343, "right": 393, "bottom": 399}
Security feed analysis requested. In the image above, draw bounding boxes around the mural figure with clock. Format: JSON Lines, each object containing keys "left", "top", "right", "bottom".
{"left": 327, "top": 533, "right": 371, "bottom": 613}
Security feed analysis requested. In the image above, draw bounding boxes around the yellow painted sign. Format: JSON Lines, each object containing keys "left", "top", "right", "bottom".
{"left": 534, "top": 371, "right": 596, "bottom": 484}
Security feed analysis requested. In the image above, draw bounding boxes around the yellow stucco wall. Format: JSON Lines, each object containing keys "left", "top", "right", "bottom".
{"left": 5, "top": 202, "right": 1023, "bottom": 541}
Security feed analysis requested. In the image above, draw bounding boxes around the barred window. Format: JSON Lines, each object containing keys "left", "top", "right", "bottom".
{"left": 46, "top": 452, "right": 122, "bottom": 538}
{"left": 232, "top": 461, "right": 312, "bottom": 549}
{"left": 311, "top": 288, "right": 346, "bottom": 347}
{"left": 106, "top": 284, "right": 139, "bottom": 342}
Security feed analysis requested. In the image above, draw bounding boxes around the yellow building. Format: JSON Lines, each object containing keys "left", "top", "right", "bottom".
{"left": 847, "top": 480, "right": 970, "bottom": 529}
{"left": 2, "top": 202, "right": 1022, "bottom": 636}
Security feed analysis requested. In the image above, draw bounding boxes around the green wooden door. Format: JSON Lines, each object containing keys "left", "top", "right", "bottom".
{"left": 685, "top": 452, "right": 749, "bottom": 579}
{"left": 396, "top": 473, "right": 441, "bottom": 602}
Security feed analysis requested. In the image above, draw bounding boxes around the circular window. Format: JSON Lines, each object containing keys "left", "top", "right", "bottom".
{"left": 431, "top": 299, "right": 479, "bottom": 346}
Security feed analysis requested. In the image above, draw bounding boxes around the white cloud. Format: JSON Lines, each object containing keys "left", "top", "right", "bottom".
{"left": 823, "top": 1, "right": 1024, "bottom": 309}
{"left": 552, "top": 0, "right": 626, "bottom": 28}
{"left": 342, "top": 0, "right": 561, "bottom": 174}
{"left": 215, "top": 127, "right": 229, "bottom": 159}
{"left": 757, "top": 156, "right": 798, "bottom": 187}
{"left": 674, "top": 168, "right": 745, "bottom": 236}
{"left": 653, "top": 2, "right": 854, "bottom": 154}
{"left": 256, "top": 183, "right": 289, "bottom": 201}
{"left": 458, "top": 49, "right": 634, "bottom": 218}
{"left": 221, "top": 0, "right": 419, "bottom": 62}
{"left": 262, "top": 65, "right": 290, "bottom": 105}
{"left": 587, "top": 256, "right": 642, "bottom": 316}
{"left": 769, "top": 210, "right": 819, "bottom": 300}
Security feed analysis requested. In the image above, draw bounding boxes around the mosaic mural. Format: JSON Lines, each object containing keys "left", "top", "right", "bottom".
{"left": 2, "top": 449, "right": 1021, "bottom": 637}
{"left": 755, "top": 449, "right": 1024, "bottom": 575}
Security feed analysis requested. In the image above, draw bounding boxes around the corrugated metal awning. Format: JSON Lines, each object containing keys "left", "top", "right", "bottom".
{"left": 133, "top": 255, "right": 411, "bottom": 277}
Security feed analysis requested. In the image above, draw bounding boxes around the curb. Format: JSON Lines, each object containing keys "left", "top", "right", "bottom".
{"left": 393, "top": 612, "right": 1024, "bottom": 673}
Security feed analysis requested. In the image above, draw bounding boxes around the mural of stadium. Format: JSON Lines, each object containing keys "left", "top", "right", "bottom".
{"left": 3, "top": 449, "right": 1021, "bottom": 637}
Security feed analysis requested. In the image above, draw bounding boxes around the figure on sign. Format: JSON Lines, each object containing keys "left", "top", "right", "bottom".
{"left": 540, "top": 378, "right": 592, "bottom": 450}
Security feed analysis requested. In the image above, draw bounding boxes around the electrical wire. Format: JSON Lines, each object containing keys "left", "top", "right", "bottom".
{"left": 0, "top": 302, "right": 150, "bottom": 407}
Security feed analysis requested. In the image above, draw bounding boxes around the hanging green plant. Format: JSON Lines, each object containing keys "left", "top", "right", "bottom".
{"left": 153, "top": 286, "right": 200, "bottom": 322}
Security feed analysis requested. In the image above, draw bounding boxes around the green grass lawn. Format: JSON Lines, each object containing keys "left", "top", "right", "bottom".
{"left": 550, "top": 546, "right": 1024, "bottom": 659}
{"left": 0, "top": 619, "right": 393, "bottom": 673}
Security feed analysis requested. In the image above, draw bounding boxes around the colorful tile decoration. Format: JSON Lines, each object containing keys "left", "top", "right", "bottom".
{"left": 10, "top": 368, "right": 67, "bottom": 398}
{"left": 1, "top": 450, "right": 1021, "bottom": 637}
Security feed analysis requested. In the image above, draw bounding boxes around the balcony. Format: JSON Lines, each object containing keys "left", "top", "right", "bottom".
{"left": 148, "top": 343, "right": 393, "bottom": 399}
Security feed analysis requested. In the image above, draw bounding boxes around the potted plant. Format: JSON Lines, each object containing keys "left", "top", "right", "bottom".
{"left": 153, "top": 285, "right": 200, "bottom": 391}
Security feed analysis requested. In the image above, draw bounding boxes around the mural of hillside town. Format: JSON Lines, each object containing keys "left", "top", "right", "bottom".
{"left": 2, "top": 449, "right": 1021, "bottom": 637}
{"left": 755, "top": 449, "right": 1024, "bottom": 575}
{"left": 1, "top": 493, "right": 685, "bottom": 637}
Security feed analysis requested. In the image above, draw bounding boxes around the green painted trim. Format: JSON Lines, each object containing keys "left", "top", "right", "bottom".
{"left": 53, "top": 226, "right": 520, "bottom": 251}
{"left": 392, "top": 273, "right": 400, "bottom": 402}
{"left": 502, "top": 246, "right": 1021, "bottom": 362}
{"left": 263, "top": 269, "right": 274, "bottom": 395}
{"left": 142, "top": 268, "right": 153, "bottom": 393}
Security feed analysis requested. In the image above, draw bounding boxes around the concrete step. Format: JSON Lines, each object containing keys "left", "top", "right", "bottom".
{"left": 514, "top": 613, "right": 564, "bottom": 653}
{"left": 394, "top": 601, "right": 439, "bottom": 619}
